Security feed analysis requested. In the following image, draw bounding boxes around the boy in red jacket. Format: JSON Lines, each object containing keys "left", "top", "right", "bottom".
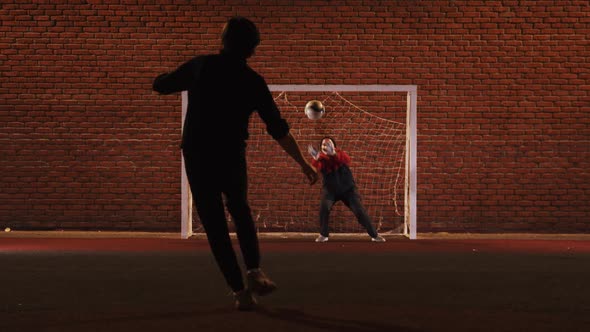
{"left": 308, "top": 137, "right": 386, "bottom": 243}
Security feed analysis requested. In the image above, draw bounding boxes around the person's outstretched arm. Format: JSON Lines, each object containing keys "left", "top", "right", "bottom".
{"left": 277, "top": 133, "right": 318, "bottom": 185}
{"left": 252, "top": 75, "right": 317, "bottom": 185}
{"left": 153, "top": 57, "right": 201, "bottom": 95}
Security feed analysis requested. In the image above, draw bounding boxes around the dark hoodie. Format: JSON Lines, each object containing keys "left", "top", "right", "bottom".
{"left": 153, "top": 52, "right": 289, "bottom": 153}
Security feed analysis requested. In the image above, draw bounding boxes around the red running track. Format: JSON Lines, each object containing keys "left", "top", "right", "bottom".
{"left": 1, "top": 237, "right": 589, "bottom": 254}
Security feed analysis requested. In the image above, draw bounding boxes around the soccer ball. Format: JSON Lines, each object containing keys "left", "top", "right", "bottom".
{"left": 304, "top": 100, "right": 325, "bottom": 120}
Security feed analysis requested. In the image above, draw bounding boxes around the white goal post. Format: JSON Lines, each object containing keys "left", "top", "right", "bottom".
{"left": 180, "top": 85, "right": 417, "bottom": 239}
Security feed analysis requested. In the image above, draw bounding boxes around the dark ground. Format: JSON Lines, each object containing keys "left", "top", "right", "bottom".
{"left": 0, "top": 232, "right": 589, "bottom": 332}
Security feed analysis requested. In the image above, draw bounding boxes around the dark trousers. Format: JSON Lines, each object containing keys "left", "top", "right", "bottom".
{"left": 183, "top": 149, "right": 259, "bottom": 292}
{"left": 319, "top": 188, "right": 378, "bottom": 238}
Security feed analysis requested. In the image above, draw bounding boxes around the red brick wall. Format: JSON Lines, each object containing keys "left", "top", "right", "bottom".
{"left": 1, "top": 1, "right": 588, "bottom": 232}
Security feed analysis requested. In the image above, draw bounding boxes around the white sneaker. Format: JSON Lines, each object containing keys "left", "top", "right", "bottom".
{"left": 371, "top": 235, "right": 386, "bottom": 242}
{"left": 315, "top": 235, "right": 329, "bottom": 242}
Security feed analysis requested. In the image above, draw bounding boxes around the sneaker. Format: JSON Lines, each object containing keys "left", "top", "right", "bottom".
{"left": 315, "top": 235, "right": 329, "bottom": 243}
{"left": 247, "top": 269, "right": 277, "bottom": 296}
{"left": 371, "top": 235, "right": 386, "bottom": 242}
{"left": 233, "top": 289, "right": 257, "bottom": 311}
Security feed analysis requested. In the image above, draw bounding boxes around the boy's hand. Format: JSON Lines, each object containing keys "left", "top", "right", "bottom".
{"left": 325, "top": 142, "right": 335, "bottom": 156}
{"left": 307, "top": 145, "right": 319, "bottom": 160}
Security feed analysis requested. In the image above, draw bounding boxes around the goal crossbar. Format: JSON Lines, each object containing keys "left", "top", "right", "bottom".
{"left": 181, "top": 85, "right": 417, "bottom": 239}
{"left": 268, "top": 85, "right": 417, "bottom": 93}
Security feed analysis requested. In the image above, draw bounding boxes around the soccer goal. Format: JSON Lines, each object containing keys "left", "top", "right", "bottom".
{"left": 180, "top": 85, "right": 417, "bottom": 240}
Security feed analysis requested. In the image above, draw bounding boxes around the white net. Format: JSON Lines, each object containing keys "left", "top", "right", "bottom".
{"left": 189, "top": 89, "right": 409, "bottom": 235}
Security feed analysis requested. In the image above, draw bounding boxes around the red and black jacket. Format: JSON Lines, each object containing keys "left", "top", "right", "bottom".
{"left": 311, "top": 149, "right": 356, "bottom": 194}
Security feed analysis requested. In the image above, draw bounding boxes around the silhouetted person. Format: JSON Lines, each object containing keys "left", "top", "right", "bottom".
{"left": 153, "top": 17, "right": 317, "bottom": 310}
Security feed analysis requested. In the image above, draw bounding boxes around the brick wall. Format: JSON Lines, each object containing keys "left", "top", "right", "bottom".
{"left": 1, "top": 1, "right": 588, "bottom": 232}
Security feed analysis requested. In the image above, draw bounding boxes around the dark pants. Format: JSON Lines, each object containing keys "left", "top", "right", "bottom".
{"left": 183, "top": 148, "right": 259, "bottom": 292}
{"left": 319, "top": 188, "right": 378, "bottom": 238}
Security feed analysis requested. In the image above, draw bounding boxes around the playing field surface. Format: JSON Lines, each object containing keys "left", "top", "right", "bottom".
{"left": 1, "top": 232, "right": 589, "bottom": 332}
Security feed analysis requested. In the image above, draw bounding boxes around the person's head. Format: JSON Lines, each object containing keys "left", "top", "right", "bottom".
{"left": 221, "top": 16, "right": 260, "bottom": 59}
{"left": 320, "top": 137, "right": 336, "bottom": 154}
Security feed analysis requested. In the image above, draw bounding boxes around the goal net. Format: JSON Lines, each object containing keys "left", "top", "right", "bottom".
{"left": 181, "top": 85, "right": 417, "bottom": 239}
